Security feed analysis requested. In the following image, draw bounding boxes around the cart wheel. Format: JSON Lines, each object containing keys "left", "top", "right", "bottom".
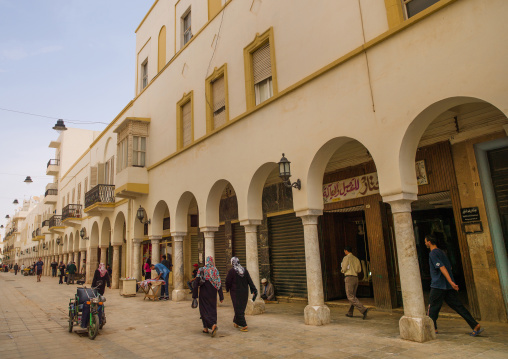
{"left": 68, "top": 319, "right": 74, "bottom": 333}
{"left": 88, "top": 314, "right": 99, "bottom": 340}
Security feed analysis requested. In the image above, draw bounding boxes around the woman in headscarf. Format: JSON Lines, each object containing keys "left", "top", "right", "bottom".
{"left": 192, "top": 256, "right": 224, "bottom": 337}
{"left": 225, "top": 257, "right": 258, "bottom": 332}
{"left": 92, "top": 263, "right": 111, "bottom": 295}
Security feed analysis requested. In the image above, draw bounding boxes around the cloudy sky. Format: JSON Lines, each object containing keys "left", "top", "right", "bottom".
{"left": 0, "top": 0, "right": 152, "bottom": 235}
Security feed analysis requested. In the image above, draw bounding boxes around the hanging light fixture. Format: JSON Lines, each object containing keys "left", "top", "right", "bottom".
{"left": 52, "top": 119, "right": 67, "bottom": 132}
{"left": 0, "top": 225, "right": 3, "bottom": 228}
{"left": 5, "top": 215, "right": 9, "bottom": 219}
{"left": 24, "top": 176, "right": 33, "bottom": 184}
{"left": 13, "top": 199, "right": 18, "bottom": 205}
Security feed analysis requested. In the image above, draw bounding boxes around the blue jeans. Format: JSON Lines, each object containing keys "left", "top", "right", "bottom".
{"left": 161, "top": 274, "right": 169, "bottom": 297}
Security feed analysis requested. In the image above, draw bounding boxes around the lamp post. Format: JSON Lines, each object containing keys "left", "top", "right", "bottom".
{"left": 278, "top": 153, "right": 301, "bottom": 190}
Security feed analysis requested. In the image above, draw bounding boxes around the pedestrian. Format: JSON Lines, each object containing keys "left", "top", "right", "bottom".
{"left": 187, "top": 263, "right": 199, "bottom": 293}
{"left": 192, "top": 256, "right": 224, "bottom": 337}
{"left": 260, "top": 278, "right": 275, "bottom": 301}
{"left": 151, "top": 262, "right": 170, "bottom": 300}
{"left": 161, "top": 254, "right": 172, "bottom": 271}
{"left": 341, "top": 245, "right": 368, "bottom": 319}
{"left": 143, "top": 258, "right": 152, "bottom": 280}
{"left": 58, "top": 261, "right": 66, "bottom": 284}
{"left": 92, "top": 263, "right": 111, "bottom": 295}
{"left": 35, "top": 258, "right": 44, "bottom": 282}
{"left": 21, "top": 263, "right": 25, "bottom": 272}
{"left": 225, "top": 257, "right": 258, "bottom": 332}
{"left": 425, "top": 234, "right": 483, "bottom": 336}
{"left": 107, "top": 264, "right": 112, "bottom": 277}
{"left": 67, "top": 261, "right": 77, "bottom": 285}
{"left": 14, "top": 263, "right": 19, "bottom": 275}
{"left": 51, "top": 260, "right": 58, "bottom": 277}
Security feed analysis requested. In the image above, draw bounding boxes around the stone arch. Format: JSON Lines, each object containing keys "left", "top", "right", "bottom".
{"left": 63, "top": 234, "right": 69, "bottom": 253}
{"left": 68, "top": 232, "right": 74, "bottom": 253}
{"left": 152, "top": 200, "right": 170, "bottom": 236}
{"left": 74, "top": 230, "right": 80, "bottom": 252}
{"left": 158, "top": 25, "right": 167, "bottom": 72}
{"left": 100, "top": 217, "right": 112, "bottom": 247}
{"left": 90, "top": 221, "right": 100, "bottom": 247}
{"left": 103, "top": 136, "right": 114, "bottom": 163}
{"left": 175, "top": 192, "right": 198, "bottom": 232}
{"left": 113, "top": 211, "right": 126, "bottom": 245}
{"left": 204, "top": 179, "right": 241, "bottom": 228}
{"left": 243, "top": 162, "right": 278, "bottom": 221}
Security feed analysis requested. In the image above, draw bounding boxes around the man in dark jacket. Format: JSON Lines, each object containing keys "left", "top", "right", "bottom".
{"left": 161, "top": 254, "right": 172, "bottom": 271}
{"left": 67, "top": 262, "right": 77, "bottom": 285}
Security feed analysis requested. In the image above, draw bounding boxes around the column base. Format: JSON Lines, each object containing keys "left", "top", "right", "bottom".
{"left": 399, "top": 316, "right": 436, "bottom": 343}
{"left": 304, "top": 305, "right": 330, "bottom": 326}
{"left": 245, "top": 299, "right": 265, "bottom": 315}
{"left": 172, "top": 289, "right": 186, "bottom": 302}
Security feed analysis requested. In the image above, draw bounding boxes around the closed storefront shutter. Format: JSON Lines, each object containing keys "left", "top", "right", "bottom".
{"left": 182, "top": 101, "right": 192, "bottom": 147}
{"left": 213, "top": 225, "right": 227, "bottom": 278}
{"left": 232, "top": 223, "right": 246, "bottom": 267}
{"left": 488, "top": 147, "right": 508, "bottom": 251}
{"left": 268, "top": 213, "right": 307, "bottom": 298}
{"left": 191, "top": 233, "right": 200, "bottom": 266}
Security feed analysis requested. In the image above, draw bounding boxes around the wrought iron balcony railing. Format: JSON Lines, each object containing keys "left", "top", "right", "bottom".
{"left": 49, "top": 215, "right": 62, "bottom": 228}
{"left": 42, "top": 219, "right": 50, "bottom": 227}
{"left": 36, "top": 228, "right": 41, "bottom": 237}
{"left": 62, "top": 204, "right": 82, "bottom": 221}
{"left": 47, "top": 159, "right": 60, "bottom": 168}
{"left": 45, "top": 189, "right": 58, "bottom": 197}
{"left": 85, "top": 184, "right": 115, "bottom": 208}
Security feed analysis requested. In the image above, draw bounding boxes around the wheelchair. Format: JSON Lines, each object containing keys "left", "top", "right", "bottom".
{"left": 68, "top": 287, "right": 106, "bottom": 340}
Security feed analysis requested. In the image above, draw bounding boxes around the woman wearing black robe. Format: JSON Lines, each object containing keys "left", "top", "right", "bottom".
{"left": 225, "top": 257, "right": 257, "bottom": 332}
{"left": 193, "top": 256, "right": 224, "bottom": 337}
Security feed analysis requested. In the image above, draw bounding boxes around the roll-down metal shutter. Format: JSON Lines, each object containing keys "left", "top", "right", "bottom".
{"left": 232, "top": 223, "right": 246, "bottom": 267}
{"left": 268, "top": 213, "right": 307, "bottom": 298}
{"left": 488, "top": 147, "right": 508, "bottom": 245}
{"left": 191, "top": 233, "right": 200, "bottom": 266}
{"left": 214, "top": 225, "right": 227, "bottom": 279}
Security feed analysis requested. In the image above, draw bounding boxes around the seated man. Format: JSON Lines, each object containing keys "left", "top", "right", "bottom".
{"left": 78, "top": 288, "right": 103, "bottom": 328}
{"left": 151, "top": 263, "right": 170, "bottom": 300}
{"left": 260, "top": 278, "right": 275, "bottom": 301}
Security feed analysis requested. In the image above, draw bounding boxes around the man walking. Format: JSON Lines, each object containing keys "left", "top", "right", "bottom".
{"left": 51, "top": 260, "right": 58, "bottom": 277}
{"left": 35, "top": 258, "right": 44, "bottom": 282}
{"left": 425, "top": 234, "right": 483, "bottom": 336}
{"left": 341, "top": 245, "right": 368, "bottom": 319}
{"left": 14, "top": 263, "right": 19, "bottom": 275}
{"left": 67, "top": 261, "right": 77, "bottom": 285}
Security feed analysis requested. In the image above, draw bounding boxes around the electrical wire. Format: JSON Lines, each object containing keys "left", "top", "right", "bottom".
{"left": 0, "top": 107, "right": 109, "bottom": 125}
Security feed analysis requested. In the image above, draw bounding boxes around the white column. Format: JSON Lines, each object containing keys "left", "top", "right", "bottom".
{"left": 133, "top": 238, "right": 143, "bottom": 281}
{"left": 63, "top": 252, "right": 68, "bottom": 264}
{"left": 297, "top": 211, "right": 330, "bottom": 326}
{"left": 99, "top": 246, "right": 107, "bottom": 265}
{"left": 86, "top": 248, "right": 98, "bottom": 284}
{"left": 80, "top": 250, "right": 86, "bottom": 273}
{"left": 111, "top": 245, "right": 120, "bottom": 289}
{"left": 171, "top": 233, "right": 186, "bottom": 301}
{"left": 385, "top": 196, "right": 436, "bottom": 342}
{"left": 241, "top": 220, "right": 265, "bottom": 315}
{"left": 201, "top": 227, "right": 218, "bottom": 261}
{"left": 150, "top": 236, "right": 161, "bottom": 265}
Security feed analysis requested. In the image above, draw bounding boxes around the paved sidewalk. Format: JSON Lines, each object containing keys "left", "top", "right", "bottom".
{"left": 1, "top": 273, "right": 507, "bottom": 359}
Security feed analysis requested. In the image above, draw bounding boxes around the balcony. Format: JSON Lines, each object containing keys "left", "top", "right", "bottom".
{"left": 33, "top": 228, "right": 44, "bottom": 241}
{"left": 114, "top": 167, "right": 149, "bottom": 199}
{"left": 84, "top": 184, "right": 116, "bottom": 215}
{"left": 44, "top": 188, "right": 58, "bottom": 204}
{"left": 46, "top": 159, "right": 60, "bottom": 176}
{"left": 62, "top": 204, "right": 83, "bottom": 227}
{"left": 49, "top": 215, "right": 65, "bottom": 233}
{"left": 42, "top": 219, "right": 51, "bottom": 234}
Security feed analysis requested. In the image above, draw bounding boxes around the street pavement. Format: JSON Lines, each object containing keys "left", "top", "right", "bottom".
{"left": 1, "top": 272, "right": 508, "bottom": 359}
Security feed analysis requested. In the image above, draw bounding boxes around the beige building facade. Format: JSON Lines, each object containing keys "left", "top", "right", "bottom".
{"left": 3, "top": 0, "right": 508, "bottom": 343}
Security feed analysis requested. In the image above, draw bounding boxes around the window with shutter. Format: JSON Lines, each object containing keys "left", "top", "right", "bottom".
{"left": 253, "top": 42, "right": 273, "bottom": 105}
{"left": 84, "top": 177, "right": 88, "bottom": 193}
{"left": 402, "top": 0, "right": 440, "bottom": 18}
{"left": 72, "top": 189, "right": 75, "bottom": 204}
{"left": 182, "top": 101, "right": 192, "bottom": 147}
{"left": 212, "top": 75, "right": 226, "bottom": 129}
{"left": 77, "top": 183, "right": 81, "bottom": 205}
{"left": 98, "top": 163, "right": 105, "bottom": 185}
{"left": 90, "top": 167, "right": 98, "bottom": 188}
{"left": 110, "top": 157, "right": 115, "bottom": 184}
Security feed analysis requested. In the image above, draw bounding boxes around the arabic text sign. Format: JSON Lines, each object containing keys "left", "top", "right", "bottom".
{"left": 323, "top": 173, "right": 379, "bottom": 204}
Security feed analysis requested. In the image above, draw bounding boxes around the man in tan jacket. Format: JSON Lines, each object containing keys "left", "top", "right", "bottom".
{"left": 341, "top": 246, "right": 368, "bottom": 319}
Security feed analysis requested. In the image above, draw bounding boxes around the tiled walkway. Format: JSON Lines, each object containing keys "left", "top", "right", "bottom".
{"left": 1, "top": 272, "right": 507, "bottom": 358}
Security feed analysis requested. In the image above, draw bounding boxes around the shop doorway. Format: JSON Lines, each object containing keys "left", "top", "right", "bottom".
{"left": 411, "top": 191, "right": 469, "bottom": 305}
{"left": 320, "top": 208, "right": 373, "bottom": 301}
{"left": 487, "top": 146, "right": 508, "bottom": 253}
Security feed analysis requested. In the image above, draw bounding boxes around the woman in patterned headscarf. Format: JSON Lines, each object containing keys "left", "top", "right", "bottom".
{"left": 192, "top": 256, "right": 224, "bottom": 337}
{"left": 225, "top": 257, "right": 258, "bottom": 332}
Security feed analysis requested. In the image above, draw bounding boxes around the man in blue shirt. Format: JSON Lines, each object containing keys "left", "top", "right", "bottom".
{"left": 35, "top": 258, "right": 44, "bottom": 282}
{"left": 425, "top": 234, "right": 483, "bottom": 336}
{"left": 151, "top": 263, "right": 170, "bottom": 300}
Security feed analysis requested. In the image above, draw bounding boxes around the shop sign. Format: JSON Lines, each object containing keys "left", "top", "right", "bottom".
{"left": 323, "top": 172, "right": 379, "bottom": 204}
{"left": 461, "top": 207, "right": 480, "bottom": 222}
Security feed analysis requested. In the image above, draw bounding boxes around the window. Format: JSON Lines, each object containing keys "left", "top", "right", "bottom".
{"left": 212, "top": 76, "right": 226, "bottom": 128}
{"left": 253, "top": 42, "right": 273, "bottom": 105}
{"left": 117, "top": 138, "right": 128, "bottom": 171}
{"left": 244, "top": 28, "right": 278, "bottom": 109}
{"left": 84, "top": 177, "right": 88, "bottom": 194}
{"left": 72, "top": 189, "right": 75, "bottom": 204}
{"left": 77, "top": 183, "right": 81, "bottom": 205}
{"left": 133, "top": 136, "right": 146, "bottom": 167}
{"left": 141, "top": 60, "right": 148, "bottom": 89}
{"left": 402, "top": 0, "right": 440, "bottom": 18}
{"left": 182, "top": 9, "right": 192, "bottom": 46}
{"left": 205, "top": 64, "right": 229, "bottom": 133}
{"left": 177, "top": 92, "right": 194, "bottom": 149}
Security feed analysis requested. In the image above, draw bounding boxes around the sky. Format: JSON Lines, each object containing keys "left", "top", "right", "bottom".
{"left": 0, "top": 0, "right": 153, "bottom": 238}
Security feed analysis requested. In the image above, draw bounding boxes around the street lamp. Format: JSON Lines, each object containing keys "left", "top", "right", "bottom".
{"left": 80, "top": 227, "right": 89, "bottom": 240}
{"left": 5, "top": 215, "right": 9, "bottom": 219}
{"left": 136, "top": 206, "right": 151, "bottom": 224}
{"left": 13, "top": 199, "right": 18, "bottom": 205}
{"left": 277, "top": 153, "right": 301, "bottom": 190}
{"left": 52, "top": 119, "right": 67, "bottom": 132}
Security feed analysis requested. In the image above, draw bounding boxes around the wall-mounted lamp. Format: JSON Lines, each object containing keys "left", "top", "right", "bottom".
{"left": 56, "top": 237, "right": 63, "bottom": 246}
{"left": 137, "top": 206, "right": 151, "bottom": 224}
{"left": 278, "top": 153, "right": 301, "bottom": 190}
{"left": 80, "top": 227, "right": 89, "bottom": 240}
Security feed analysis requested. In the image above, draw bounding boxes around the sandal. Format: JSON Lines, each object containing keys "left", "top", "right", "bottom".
{"left": 470, "top": 328, "right": 484, "bottom": 337}
{"left": 233, "top": 323, "right": 239, "bottom": 328}
{"left": 211, "top": 324, "right": 217, "bottom": 337}
{"left": 202, "top": 329, "right": 209, "bottom": 334}
{"left": 240, "top": 326, "right": 248, "bottom": 332}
